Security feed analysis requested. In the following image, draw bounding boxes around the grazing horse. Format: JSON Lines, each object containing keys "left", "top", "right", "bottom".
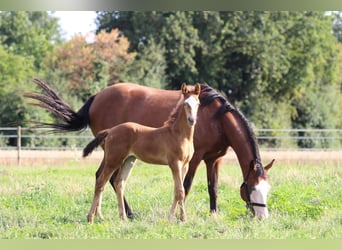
{"left": 25, "top": 78, "right": 275, "bottom": 218}
{"left": 82, "top": 83, "right": 201, "bottom": 222}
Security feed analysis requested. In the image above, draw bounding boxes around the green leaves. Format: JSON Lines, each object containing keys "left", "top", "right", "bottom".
{"left": 95, "top": 12, "right": 341, "bottom": 144}
{"left": 0, "top": 11, "right": 61, "bottom": 129}
{"left": 0, "top": 11, "right": 341, "bottom": 149}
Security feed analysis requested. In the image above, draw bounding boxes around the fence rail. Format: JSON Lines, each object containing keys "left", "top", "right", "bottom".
{"left": 1, "top": 126, "right": 341, "bottom": 165}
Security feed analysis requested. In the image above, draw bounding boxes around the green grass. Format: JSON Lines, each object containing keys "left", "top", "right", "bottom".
{"left": 0, "top": 159, "right": 341, "bottom": 239}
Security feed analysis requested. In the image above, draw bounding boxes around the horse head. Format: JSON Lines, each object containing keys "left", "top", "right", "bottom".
{"left": 181, "top": 83, "right": 201, "bottom": 127}
{"left": 240, "top": 159, "right": 275, "bottom": 218}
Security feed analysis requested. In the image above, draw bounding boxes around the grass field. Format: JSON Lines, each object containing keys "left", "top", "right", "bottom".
{"left": 0, "top": 157, "right": 341, "bottom": 239}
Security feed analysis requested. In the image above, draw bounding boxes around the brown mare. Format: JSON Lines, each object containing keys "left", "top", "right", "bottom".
{"left": 82, "top": 83, "right": 201, "bottom": 222}
{"left": 25, "top": 78, "right": 275, "bottom": 218}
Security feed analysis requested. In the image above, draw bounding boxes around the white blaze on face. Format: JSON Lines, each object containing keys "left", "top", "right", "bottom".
{"left": 184, "top": 96, "right": 200, "bottom": 126}
{"left": 250, "top": 179, "right": 271, "bottom": 218}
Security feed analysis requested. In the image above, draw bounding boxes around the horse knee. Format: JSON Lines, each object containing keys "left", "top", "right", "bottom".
{"left": 175, "top": 189, "right": 185, "bottom": 202}
{"left": 114, "top": 179, "right": 124, "bottom": 191}
{"left": 95, "top": 184, "right": 105, "bottom": 193}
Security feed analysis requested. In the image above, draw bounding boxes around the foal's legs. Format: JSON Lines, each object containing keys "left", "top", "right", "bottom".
{"left": 169, "top": 161, "right": 187, "bottom": 221}
{"left": 94, "top": 159, "right": 106, "bottom": 220}
{"left": 109, "top": 173, "right": 135, "bottom": 219}
{"left": 88, "top": 161, "right": 118, "bottom": 224}
{"left": 113, "top": 156, "right": 136, "bottom": 221}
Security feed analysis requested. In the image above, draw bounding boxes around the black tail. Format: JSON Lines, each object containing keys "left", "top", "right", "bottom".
{"left": 83, "top": 131, "right": 108, "bottom": 157}
{"left": 23, "top": 78, "right": 95, "bottom": 132}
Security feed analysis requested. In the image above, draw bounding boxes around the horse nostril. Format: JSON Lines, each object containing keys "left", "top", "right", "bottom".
{"left": 187, "top": 117, "right": 194, "bottom": 125}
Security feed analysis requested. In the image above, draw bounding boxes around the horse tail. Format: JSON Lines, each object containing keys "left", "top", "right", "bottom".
{"left": 83, "top": 131, "right": 108, "bottom": 157}
{"left": 23, "top": 78, "right": 94, "bottom": 132}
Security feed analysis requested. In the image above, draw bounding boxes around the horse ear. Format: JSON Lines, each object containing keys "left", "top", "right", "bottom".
{"left": 181, "top": 83, "right": 188, "bottom": 94}
{"left": 195, "top": 83, "right": 201, "bottom": 95}
{"left": 264, "top": 159, "right": 275, "bottom": 171}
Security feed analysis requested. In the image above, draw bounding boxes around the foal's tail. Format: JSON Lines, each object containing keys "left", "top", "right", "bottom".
{"left": 23, "top": 78, "right": 95, "bottom": 132}
{"left": 83, "top": 131, "right": 109, "bottom": 157}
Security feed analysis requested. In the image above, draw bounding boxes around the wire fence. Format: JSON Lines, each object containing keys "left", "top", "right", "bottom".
{"left": 0, "top": 126, "right": 341, "bottom": 165}
{"left": 1, "top": 126, "right": 341, "bottom": 150}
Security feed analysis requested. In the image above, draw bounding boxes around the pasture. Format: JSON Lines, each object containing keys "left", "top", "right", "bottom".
{"left": 0, "top": 153, "right": 341, "bottom": 239}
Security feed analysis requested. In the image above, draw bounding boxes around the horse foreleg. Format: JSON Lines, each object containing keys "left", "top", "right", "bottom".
{"left": 183, "top": 152, "right": 203, "bottom": 197}
{"left": 88, "top": 162, "right": 116, "bottom": 224}
{"left": 205, "top": 157, "right": 223, "bottom": 215}
{"left": 169, "top": 162, "right": 186, "bottom": 222}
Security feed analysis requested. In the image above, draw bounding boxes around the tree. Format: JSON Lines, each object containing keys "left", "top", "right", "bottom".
{"left": 95, "top": 11, "right": 169, "bottom": 88}
{"left": 0, "top": 11, "right": 61, "bottom": 70}
{"left": 95, "top": 11, "right": 341, "bottom": 149}
{"left": 0, "top": 11, "right": 62, "bottom": 146}
{"left": 123, "top": 38, "right": 167, "bottom": 88}
{"left": 0, "top": 11, "right": 61, "bottom": 126}
{"left": 333, "top": 12, "right": 342, "bottom": 43}
{"left": 44, "top": 29, "right": 136, "bottom": 102}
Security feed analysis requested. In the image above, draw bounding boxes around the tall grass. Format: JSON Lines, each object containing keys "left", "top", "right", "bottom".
{"left": 0, "top": 159, "right": 341, "bottom": 239}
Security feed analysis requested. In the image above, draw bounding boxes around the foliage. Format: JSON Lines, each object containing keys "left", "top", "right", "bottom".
{"left": 0, "top": 11, "right": 341, "bottom": 149}
{"left": 96, "top": 11, "right": 341, "bottom": 148}
{"left": 123, "top": 38, "right": 167, "bottom": 89}
{"left": 332, "top": 11, "right": 342, "bottom": 43}
{"left": 0, "top": 11, "right": 61, "bottom": 140}
{"left": 0, "top": 11, "right": 61, "bottom": 70}
{"left": 0, "top": 46, "right": 35, "bottom": 127}
{"left": 44, "top": 29, "right": 135, "bottom": 102}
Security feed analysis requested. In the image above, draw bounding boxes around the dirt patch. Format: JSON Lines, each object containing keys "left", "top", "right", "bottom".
{"left": 0, "top": 149, "right": 340, "bottom": 166}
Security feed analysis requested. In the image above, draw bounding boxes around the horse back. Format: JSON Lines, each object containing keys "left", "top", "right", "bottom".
{"left": 89, "top": 83, "right": 181, "bottom": 135}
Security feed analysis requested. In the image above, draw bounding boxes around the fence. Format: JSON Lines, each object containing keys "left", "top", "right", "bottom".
{"left": 0, "top": 127, "right": 341, "bottom": 164}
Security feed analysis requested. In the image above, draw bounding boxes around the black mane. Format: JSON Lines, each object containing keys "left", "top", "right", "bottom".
{"left": 199, "top": 84, "right": 261, "bottom": 162}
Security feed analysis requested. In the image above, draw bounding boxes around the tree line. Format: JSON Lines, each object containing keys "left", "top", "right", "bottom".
{"left": 0, "top": 11, "right": 341, "bottom": 148}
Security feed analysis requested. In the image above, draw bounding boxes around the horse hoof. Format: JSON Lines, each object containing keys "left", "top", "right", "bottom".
{"left": 97, "top": 214, "right": 104, "bottom": 221}
{"left": 180, "top": 215, "right": 187, "bottom": 222}
{"left": 87, "top": 215, "right": 94, "bottom": 224}
{"left": 126, "top": 211, "right": 135, "bottom": 220}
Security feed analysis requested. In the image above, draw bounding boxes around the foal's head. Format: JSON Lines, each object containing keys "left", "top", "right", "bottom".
{"left": 181, "top": 83, "right": 201, "bottom": 127}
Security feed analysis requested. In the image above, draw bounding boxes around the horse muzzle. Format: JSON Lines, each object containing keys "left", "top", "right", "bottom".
{"left": 187, "top": 117, "right": 196, "bottom": 126}
{"left": 253, "top": 206, "right": 269, "bottom": 219}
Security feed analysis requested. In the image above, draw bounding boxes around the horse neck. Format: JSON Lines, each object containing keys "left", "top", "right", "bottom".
{"left": 170, "top": 104, "right": 194, "bottom": 140}
{"left": 221, "top": 111, "right": 261, "bottom": 178}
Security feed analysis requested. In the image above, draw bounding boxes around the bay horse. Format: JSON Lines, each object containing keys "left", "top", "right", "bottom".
{"left": 25, "top": 78, "right": 275, "bottom": 218}
{"left": 82, "top": 83, "right": 201, "bottom": 222}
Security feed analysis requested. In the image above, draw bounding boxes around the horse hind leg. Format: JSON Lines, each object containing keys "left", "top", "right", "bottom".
{"left": 93, "top": 159, "right": 106, "bottom": 220}
{"left": 109, "top": 169, "right": 135, "bottom": 219}
{"left": 88, "top": 161, "right": 118, "bottom": 224}
{"left": 114, "top": 156, "right": 136, "bottom": 221}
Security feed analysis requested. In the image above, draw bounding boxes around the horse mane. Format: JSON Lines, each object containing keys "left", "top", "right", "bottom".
{"left": 163, "top": 93, "right": 184, "bottom": 126}
{"left": 199, "top": 84, "right": 262, "bottom": 163}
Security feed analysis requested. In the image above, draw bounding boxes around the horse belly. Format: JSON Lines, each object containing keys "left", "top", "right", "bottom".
{"left": 130, "top": 137, "right": 169, "bottom": 166}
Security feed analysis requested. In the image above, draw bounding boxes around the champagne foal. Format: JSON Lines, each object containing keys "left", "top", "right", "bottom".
{"left": 83, "top": 83, "right": 201, "bottom": 222}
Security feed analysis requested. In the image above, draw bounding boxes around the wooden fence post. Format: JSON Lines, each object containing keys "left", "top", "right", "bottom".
{"left": 17, "top": 126, "right": 21, "bottom": 165}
